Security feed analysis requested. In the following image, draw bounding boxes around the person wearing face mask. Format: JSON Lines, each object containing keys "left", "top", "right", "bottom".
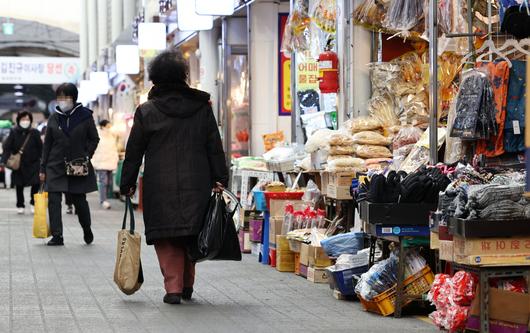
{"left": 40, "top": 83, "right": 100, "bottom": 246}
{"left": 2, "top": 111, "right": 43, "bottom": 214}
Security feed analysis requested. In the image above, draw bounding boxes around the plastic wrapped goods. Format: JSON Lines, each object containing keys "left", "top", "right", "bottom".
{"left": 347, "top": 116, "right": 383, "bottom": 134}
{"left": 281, "top": 0, "right": 311, "bottom": 54}
{"left": 355, "top": 254, "right": 399, "bottom": 300}
{"left": 368, "top": 93, "right": 400, "bottom": 127}
{"left": 329, "top": 145, "right": 357, "bottom": 155}
{"left": 305, "top": 129, "right": 335, "bottom": 153}
{"left": 310, "top": 0, "right": 337, "bottom": 33}
{"left": 352, "top": 0, "right": 387, "bottom": 28}
{"left": 321, "top": 232, "right": 365, "bottom": 258}
{"left": 352, "top": 131, "right": 392, "bottom": 146}
{"left": 329, "top": 133, "right": 354, "bottom": 146}
{"left": 392, "top": 126, "right": 423, "bottom": 150}
{"left": 327, "top": 156, "right": 365, "bottom": 169}
{"left": 356, "top": 145, "right": 392, "bottom": 158}
{"left": 383, "top": 0, "right": 424, "bottom": 32}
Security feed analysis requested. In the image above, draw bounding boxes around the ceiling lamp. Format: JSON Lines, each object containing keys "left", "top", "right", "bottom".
{"left": 177, "top": 0, "right": 213, "bottom": 31}
{"left": 116, "top": 45, "right": 140, "bottom": 74}
{"left": 195, "top": 0, "right": 235, "bottom": 16}
{"left": 138, "top": 23, "right": 167, "bottom": 50}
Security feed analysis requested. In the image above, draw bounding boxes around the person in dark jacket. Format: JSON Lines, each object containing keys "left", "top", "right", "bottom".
{"left": 40, "top": 83, "right": 100, "bottom": 246}
{"left": 2, "top": 111, "right": 42, "bottom": 214}
{"left": 120, "top": 51, "right": 228, "bottom": 305}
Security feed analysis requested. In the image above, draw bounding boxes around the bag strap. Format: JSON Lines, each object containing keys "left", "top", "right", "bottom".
{"left": 121, "top": 197, "right": 136, "bottom": 234}
{"left": 18, "top": 131, "right": 32, "bottom": 154}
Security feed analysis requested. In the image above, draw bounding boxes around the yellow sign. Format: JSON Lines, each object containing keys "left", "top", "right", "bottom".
{"left": 282, "top": 59, "right": 292, "bottom": 113}
{"left": 297, "top": 59, "right": 319, "bottom": 91}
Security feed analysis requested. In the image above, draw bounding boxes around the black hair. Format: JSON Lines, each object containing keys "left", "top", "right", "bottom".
{"left": 56, "top": 82, "right": 78, "bottom": 102}
{"left": 148, "top": 50, "right": 188, "bottom": 85}
{"left": 16, "top": 111, "right": 33, "bottom": 125}
{"left": 99, "top": 119, "right": 110, "bottom": 128}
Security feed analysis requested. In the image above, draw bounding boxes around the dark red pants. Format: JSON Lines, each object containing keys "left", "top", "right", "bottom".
{"left": 154, "top": 239, "right": 196, "bottom": 294}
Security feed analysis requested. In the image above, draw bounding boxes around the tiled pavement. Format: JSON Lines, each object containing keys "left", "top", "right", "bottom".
{"left": 0, "top": 188, "right": 437, "bottom": 333}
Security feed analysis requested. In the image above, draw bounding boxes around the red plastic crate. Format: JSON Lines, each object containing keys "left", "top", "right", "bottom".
{"left": 264, "top": 192, "right": 304, "bottom": 210}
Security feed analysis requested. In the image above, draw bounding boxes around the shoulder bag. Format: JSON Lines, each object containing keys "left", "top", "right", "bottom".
{"left": 6, "top": 131, "right": 32, "bottom": 171}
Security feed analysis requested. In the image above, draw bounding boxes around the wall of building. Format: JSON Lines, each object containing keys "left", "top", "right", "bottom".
{"left": 249, "top": 0, "right": 291, "bottom": 157}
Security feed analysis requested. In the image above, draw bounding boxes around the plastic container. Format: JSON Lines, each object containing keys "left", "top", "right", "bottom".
{"left": 327, "top": 265, "right": 370, "bottom": 295}
{"left": 321, "top": 232, "right": 366, "bottom": 257}
{"left": 358, "top": 266, "right": 435, "bottom": 316}
{"left": 265, "top": 191, "right": 304, "bottom": 210}
{"left": 253, "top": 190, "right": 268, "bottom": 211}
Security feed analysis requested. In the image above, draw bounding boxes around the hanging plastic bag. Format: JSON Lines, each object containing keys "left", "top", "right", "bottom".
{"left": 32, "top": 187, "right": 50, "bottom": 238}
{"left": 383, "top": 0, "right": 424, "bottom": 32}
{"left": 114, "top": 197, "right": 144, "bottom": 295}
{"left": 281, "top": 0, "right": 311, "bottom": 54}
{"left": 188, "top": 193, "right": 242, "bottom": 262}
{"left": 302, "top": 180, "right": 321, "bottom": 206}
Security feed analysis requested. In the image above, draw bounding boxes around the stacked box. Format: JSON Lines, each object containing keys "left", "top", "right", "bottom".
{"left": 307, "top": 266, "right": 329, "bottom": 283}
{"left": 276, "top": 235, "right": 295, "bottom": 272}
{"left": 327, "top": 173, "right": 355, "bottom": 200}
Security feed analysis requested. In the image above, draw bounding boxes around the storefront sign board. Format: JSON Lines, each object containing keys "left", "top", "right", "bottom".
{"left": 278, "top": 13, "right": 292, "bottom": 116}
{"left": 0, "top": 57, "right": 80, "bottom": 84}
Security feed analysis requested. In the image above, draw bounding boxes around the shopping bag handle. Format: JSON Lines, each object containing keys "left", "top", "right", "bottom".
{"left": 122, "top": 196, "right": 135, "bottom": 234}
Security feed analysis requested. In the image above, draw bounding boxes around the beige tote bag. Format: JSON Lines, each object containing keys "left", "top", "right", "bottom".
{"left": 114, "top": 197, "right": 144, "bottom": 295}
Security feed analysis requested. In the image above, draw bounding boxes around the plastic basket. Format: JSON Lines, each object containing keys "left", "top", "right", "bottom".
{"left": 253, "top": 190, "right": 268, "bottom": 211}
{"left": 327, "top": 265, "right": 369, "bottom": 295}
{"left": 264, "top": 192, "right": 304, "bottom": 210}
{"left": 266, "top": 159, "right": 296, "bottom": 172}
{"left": 358, "top": 266, "right": 435, "bottom": 316}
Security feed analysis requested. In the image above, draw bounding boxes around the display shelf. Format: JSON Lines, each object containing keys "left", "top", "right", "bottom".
{"left": 359, "top": 201, "right": 436, "bottom": 226}
{"left": 449, "top": 217, "right": 530, "bottom": 238}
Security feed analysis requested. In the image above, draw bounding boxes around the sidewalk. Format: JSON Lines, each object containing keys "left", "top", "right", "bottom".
{"left": 0, "top": 188, "right": 436, "bottom": 333}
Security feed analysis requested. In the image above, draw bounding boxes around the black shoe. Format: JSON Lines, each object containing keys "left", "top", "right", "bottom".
{"left": 47, "top": 236, "right": 64, "bottom": 246}
{"left": 182, "top": 288, "right": 193, "bottom": 300}
{"left": 83, "top": 228, "right": 94, "bottom": 245}
{"left": 66, "top": 206, "right": 73, "bottom": 215}
{"left": 163, "top": 293, "right": 181, "bottom": 304}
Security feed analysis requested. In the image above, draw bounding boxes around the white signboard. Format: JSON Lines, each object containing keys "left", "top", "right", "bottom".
{"left": 0, "top": 57, "right": 81, "bottom": 84}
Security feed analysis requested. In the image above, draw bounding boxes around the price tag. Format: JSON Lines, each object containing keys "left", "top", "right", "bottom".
{"left": 513, "top": 120, "right": 521, "bottom": 135}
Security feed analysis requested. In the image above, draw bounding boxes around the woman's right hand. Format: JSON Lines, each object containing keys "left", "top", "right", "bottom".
{"left": 39, "top": 173, "right": 46, "bottom": 183}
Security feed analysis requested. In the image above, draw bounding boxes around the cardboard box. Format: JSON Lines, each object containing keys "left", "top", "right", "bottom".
{"left": 320, "top": 172, "right": 329, "bottom": 196}
{"left": 249, "top": 218, "right": 263, "bottom": 243}
{"left": 300, "top": 264, "right": 308, "bottom": 278}
{"left": 307, "top": 266, "right": 329, "bottom": 283}
{"left": 454, "top": 236, "right": 530, "bottom": 257}
{"left": 308, "top": 245, "right": 333, "bottom": 268}
{"left": 238, "top": 229, "right": 251, "bottom": 253}
{"left": 276, "top": 235, "right": 290, "bottom": 252}
{"left": 455, "top": 254, "right": 530, "bottom": 266}
{"left": 276, "top": 250, "right": 295, "bottom": 272}
{"left": 439, "top": 240, "right": 454, "bottom": 262}
{"left": 467, "top": 287, "right": 530, "bottom": 330}
{"left": 329, "top": 173, "right": 356, "bottom": 186}
{"left": 430, "top": 231, "right": 440, "bottom": 250}
{"left": 289, "top": 239, "right": 302, "bottom": 253}
{"left": 269, "top": 217, "right": 283, "bottom": 248}
{"left": 466, "top": 317, "right": 529, "bottom": 333}
{"left": 269, "top": 199, "right": 304, "bottom": 218}
{"left": 300, "top": 243, "right": 310, "bottom": 266}
{"left": 294, "top": 253, "right": 300, "bottom": 275}
{"left": 327, "top": 184, "right": 352, "bottom": 200}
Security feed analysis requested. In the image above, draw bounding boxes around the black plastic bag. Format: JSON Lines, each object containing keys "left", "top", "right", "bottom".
{"left": 188, "top": 193, "right": 241, "bottom": 262}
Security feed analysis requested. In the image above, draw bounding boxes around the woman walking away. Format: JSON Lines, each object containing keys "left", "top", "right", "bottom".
{"left": 40, "top": 83, "right": 100, "bottom": 246}
{"left": 2, "top": 112, "right": 42, "bottom": 214}
{"left": 92, "top": 120, "right": 119, "bottom": 209}
{"left": 120, "top": 51, "right": 228, "bottom": 305}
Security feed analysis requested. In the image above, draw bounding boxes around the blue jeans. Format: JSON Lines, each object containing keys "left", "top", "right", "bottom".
{"left": 97, "top": 170, "right": 113, "bottom": 203}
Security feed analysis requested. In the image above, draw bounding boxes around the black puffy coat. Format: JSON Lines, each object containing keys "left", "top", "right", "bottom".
{"left": 2, "top": 127, "right": 42, "bottom": 186}
{"left": 41, "top": 104, "right": 99, "bottom": 194}
{"left": 120, "top": 85, "right": 228, "bottom": 245}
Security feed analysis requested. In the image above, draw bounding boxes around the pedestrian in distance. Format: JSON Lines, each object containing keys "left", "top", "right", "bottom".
{"left": 91, "top": 119, "right": 119, "bottom": 209}
{"left": 120, "top": 50, "right": 228, "bottom": 305}
{"left": 2, "top": 111, "right": 42, "bottom": 214}
{"left": 40, "top": 83, "right": 100, "bottom": 246}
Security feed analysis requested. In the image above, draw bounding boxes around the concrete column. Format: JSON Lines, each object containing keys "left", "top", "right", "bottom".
{"left": 111, "top": 0, "right": 123, "bottom": 41}
{"left": 199, "top": 29, "right": 219, "bottom": 117}
{"left": 351, "top": 0, "right": 371, "bottom": 116}
{"left": 80, "top": 0, "right": 89, "bottom": 72}
{"left": 250, "top": 0, "right": 289, "bottom": 156}
{"left": 97, "top": 0, "right": 109, "bottom": 54}
{"left": 123, "top": 0, "right": 136, "bottom": 30}
{"left": 87, "top": 0, "right": 98, "bottom": 65}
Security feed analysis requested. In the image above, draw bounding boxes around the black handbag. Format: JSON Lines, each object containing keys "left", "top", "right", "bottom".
{"left": 188, "top": 193, "right": 242, "bottom": 262}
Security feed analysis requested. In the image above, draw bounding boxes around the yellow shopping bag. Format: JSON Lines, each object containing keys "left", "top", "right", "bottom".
{"left": 32, "top": 190, "right": 50, "bottom": 238}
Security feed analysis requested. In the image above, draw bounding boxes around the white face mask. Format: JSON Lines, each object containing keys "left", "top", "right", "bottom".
{"left": 19, "top": 120, "right": 31, "bottom": 129}
{"left": 58, "top": 101, "right": 73, "bottom": 111}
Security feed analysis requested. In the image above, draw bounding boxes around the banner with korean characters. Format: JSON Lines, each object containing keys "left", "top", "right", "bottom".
{"left": 0, "top": 57, "right": 80, "bottom": 84}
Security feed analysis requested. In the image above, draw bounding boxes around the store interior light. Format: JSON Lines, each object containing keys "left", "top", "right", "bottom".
{"left": 2, "top": 22, "right": 14, "bottom": 35}
{"left": 90, "top": 71, "right": 111, "bottom": 95}
{"left": 14, "top": 91, "right": 23, "bottom": 97}
{"left": 138, "top": 23, "right": 167, "bottom": 50}
{"left": 177, "top": 0, "right": 213, "bottom": 31}
{"left": 195, "top": 0, "right": 235, "bottom": 16}
{"left": 116, "top": 45, "right": 140, "bottom": 74}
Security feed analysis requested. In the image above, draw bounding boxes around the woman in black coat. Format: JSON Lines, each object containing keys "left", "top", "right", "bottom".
{"left": 40, "top": 83, "right": 99, "bottom": 246}
{"left": 2, "top": 111, "right": 42, "bottom": 214}
{"left": 121, "top": 51, "right": 228, "bottom": 305}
